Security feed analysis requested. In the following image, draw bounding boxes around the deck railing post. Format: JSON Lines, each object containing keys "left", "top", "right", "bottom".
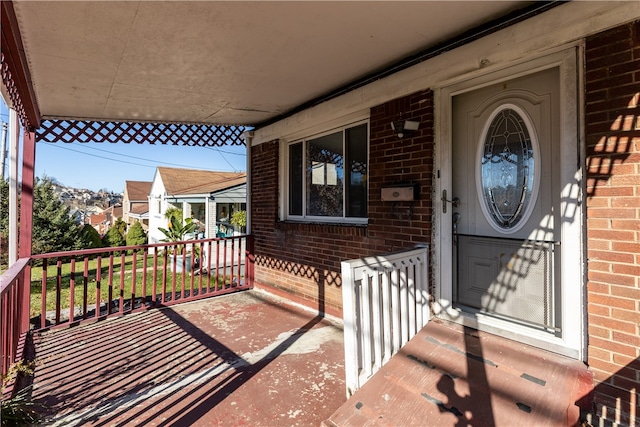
{"left": 20, "top": 264, "right": 31, "bottom": 333}
{"left": 246, "top": 234, "right": 255, "bottom": 288}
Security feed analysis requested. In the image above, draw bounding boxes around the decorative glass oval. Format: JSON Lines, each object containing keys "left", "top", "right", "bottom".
{"left": 478, "top": 106, "right": 537, "bottom": 232}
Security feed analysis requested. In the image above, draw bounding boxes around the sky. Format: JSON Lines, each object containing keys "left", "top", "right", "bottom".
{"left": 1, "top": 100, "right": 247, "bottom": 193}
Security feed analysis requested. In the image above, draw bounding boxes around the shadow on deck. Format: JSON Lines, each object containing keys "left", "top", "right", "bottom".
{"left": 29, "top": 289, "right": 346, "bottom": 426}
{"left": 325, "top": 319, "right": 592, "bottom": 427}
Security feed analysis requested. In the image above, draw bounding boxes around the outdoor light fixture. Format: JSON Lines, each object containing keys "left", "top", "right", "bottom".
{"left": 391, "top": 120, "right": 420, "bottom": 139}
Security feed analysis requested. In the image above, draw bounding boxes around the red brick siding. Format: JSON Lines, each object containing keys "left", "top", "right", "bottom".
{"left": 251, "top": 90, "right": 434, "bottom": 316}
{"left": 585, "top": 20, "right": 640, "bottom": 424}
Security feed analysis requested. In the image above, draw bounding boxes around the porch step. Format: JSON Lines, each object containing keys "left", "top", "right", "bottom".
{"left": 324, "top": 319, "right": 592, "bottom": 427}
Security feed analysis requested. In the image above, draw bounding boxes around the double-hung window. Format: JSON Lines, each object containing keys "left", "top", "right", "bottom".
{"left": 287, "top": 122, "right": 368, "bottom": 223}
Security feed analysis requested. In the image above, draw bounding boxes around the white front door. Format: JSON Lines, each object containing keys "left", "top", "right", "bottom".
{"left": 436, "top": 50, "right": 583, "bottom": 359}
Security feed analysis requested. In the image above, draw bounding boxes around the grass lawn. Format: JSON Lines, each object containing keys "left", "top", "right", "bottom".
{"left": 30, "top": 252, "right": 235, "bottom": 319}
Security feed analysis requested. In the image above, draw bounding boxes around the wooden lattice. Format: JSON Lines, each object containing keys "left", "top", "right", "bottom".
{"left": 0, "top": 52, "right": 31, "bottom": 130}
{"left": 36, "top": 119, "right": 247, "bottom": 146}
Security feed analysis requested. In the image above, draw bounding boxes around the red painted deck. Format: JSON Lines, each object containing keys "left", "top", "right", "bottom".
{"left": 324, "top": 319, "right": 592, "bottom": 427}
{"left": 30, "top": 289, "right": 347, "bottom": 426}
{"left": 29, "top": 293, "right": 593, "bottom": 427}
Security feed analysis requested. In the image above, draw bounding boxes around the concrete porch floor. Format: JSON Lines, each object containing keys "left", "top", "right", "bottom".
{"left": 29, "top": 289, "right": 347, "bottom": 426}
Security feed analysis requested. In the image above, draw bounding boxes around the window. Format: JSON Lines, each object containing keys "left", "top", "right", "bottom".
{"left": 478, "top": 105, "right": 539, "bottom": 233}
{"left": 287, "top": 122, "right": 368, "bottom": 222}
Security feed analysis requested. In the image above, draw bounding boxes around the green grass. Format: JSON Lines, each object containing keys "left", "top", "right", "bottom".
{"left": 30, "top": 253, "right": 236, "bottom": 320}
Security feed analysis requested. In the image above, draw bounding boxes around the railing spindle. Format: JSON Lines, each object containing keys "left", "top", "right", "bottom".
{"left": 40, "top": 258, "right": 47, "bottom": 329}
{"left": 162, "top": 249, "right": 168, "bottom": 304}
{"left": 95, "top": 256, "right": 102, "bottom": 319}
{"left": 236, "top": 237, "right": 242, "bottom": 285}
{"left": 189, "top": 243, "right": 195, "bottom": 297}
{"left": 119, "top": 252, "right": 126, "bottom": 314}
{"left": 69, "top": 258, "right": 76, "bottom": 324}
{"left": 206, "top": 241, "right": 212, "bottom": 293}
{"left": 142, "top": 250, "right": 148, "bottom": 308}
{"left": 107, "top": 255, "right": 114, "bottom": 315}
{"left": 171, "top": 247, "right": 177, "bottom": 301}
{"left": 83, "top": 257, "right": 89, "bottom": 319}
{"left": 215, "top": 240, "right": 221, "bottom": 290}
{"left": 55, "top": 258, "right": 62, "bottom": 325}
{"left": 197, "top": 241, "right": 203, "bottom": 295}
{"left": 152, "top": 250, "right": 158, "bottom": 306}
{"left": 131, "top": 251, "right": 138, "bottom": 311}
{"left": 223, "top": 239, "right": 228, "bottom": 288}
{"left": 230, "top": 238, "right": 235, "bottom": 287}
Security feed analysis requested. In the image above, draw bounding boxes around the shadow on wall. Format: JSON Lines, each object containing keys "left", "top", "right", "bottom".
{"left": 583, "top": 21, "right": 640, "bottom": 422}
{"left": 585, "top": 92, "right": 638, "bottom": 197}
{"left": 584, "top": 358, "right": 640, "bottom": 426}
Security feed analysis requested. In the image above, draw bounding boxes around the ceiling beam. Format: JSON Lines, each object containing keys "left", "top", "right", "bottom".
{"left": 1, "top": 0, "right": 41, "bottom": 130}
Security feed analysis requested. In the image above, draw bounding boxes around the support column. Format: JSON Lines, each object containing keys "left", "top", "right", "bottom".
{"left": 243, "top": 131, "right": 254, "bottom": 234}
{"left": 18, "top": 127, "right": 35, "bottom": 259}
{"left": 8, "top": 109, "right": 19, "bottom": 265}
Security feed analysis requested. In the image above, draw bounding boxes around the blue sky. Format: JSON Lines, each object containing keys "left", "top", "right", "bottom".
{"left": 1, "top": 100, "right": 247, "bottom": 193}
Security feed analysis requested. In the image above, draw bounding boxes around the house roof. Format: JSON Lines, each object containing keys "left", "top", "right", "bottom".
{"left": 125, "top": 181, "right": 152, "bottom": 202}
{"left": 5, "top": 1, "right": 540, "bottom": 127}
{"left": 87, "top": 213, "right": 107, "bottom": 225}
{"left": 129, "top": 204, "right": 149, "bottom": 216}
{"left": 157, "top": 167, "right": 246, "bottom": 196}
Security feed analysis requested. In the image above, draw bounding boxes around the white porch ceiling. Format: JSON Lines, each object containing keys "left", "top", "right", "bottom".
{"left": 12, "top": 1, "right": 533, "bottom": 126}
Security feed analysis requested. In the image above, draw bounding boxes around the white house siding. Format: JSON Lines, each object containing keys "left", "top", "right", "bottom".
{"left": 148, "top": 174, "right": 167, "bottom": 245}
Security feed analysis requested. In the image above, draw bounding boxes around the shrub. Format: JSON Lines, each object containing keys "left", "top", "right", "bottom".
{"left": 126, "top": 222, "right": 147, "bottom": 247}
{"left": 103, "top": 226, "right": 125, "bottom": 247}
{"left": 80, "top": 224, "right": 103, "bottom": 249}
{"left": 230, "top": 210, "right": 246, "bottom": 232}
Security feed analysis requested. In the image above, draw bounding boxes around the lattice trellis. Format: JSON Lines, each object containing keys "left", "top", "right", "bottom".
{"left": 1, "top": 52, "right": 32, "bottom": 130}
{"left": 36, "top": 119, "right": 247, "bottom": 146}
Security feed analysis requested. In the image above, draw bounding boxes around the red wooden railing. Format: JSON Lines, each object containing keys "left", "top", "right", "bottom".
{"left": 29, "top": 235, "right": 254, "bottom": 330}
{"left": 0, "top": 257, "right": 31, "bottom": 378}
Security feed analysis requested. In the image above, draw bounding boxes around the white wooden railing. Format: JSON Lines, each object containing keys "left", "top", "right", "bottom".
{"left": 341, "top": 245, "right": 430, "bottom": 397}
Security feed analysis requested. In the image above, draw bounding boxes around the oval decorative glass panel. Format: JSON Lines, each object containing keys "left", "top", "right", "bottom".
{"left": 479, "top": 106, "right": 537, "bottom": 231}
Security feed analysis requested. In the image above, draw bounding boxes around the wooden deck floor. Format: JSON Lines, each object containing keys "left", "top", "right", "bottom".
{"left": 28, "top": 290, "right": 593, "bottom": 427}
{"left": 30, "top": 289, "right": 347, "bottom": 426}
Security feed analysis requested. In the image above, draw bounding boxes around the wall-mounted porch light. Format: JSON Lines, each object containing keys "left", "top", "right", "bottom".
{"left": 390, "top": 120, "right": 420, "bottom": 139}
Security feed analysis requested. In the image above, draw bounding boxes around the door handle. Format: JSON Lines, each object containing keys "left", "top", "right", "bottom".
{"left": 441, "top": 190, "right": 460, "bottom": 213}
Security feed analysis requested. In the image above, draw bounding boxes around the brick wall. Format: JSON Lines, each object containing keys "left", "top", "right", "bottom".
{"left": 251, "top": 90, "right": 434, "bottom": 317}
{"left": 585, "top": 20, "right": 640, "bottom": 424}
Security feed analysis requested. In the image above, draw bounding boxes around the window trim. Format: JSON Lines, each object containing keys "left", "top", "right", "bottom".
{"left": 282, "top": 119, "right": 369, "bottom": 225}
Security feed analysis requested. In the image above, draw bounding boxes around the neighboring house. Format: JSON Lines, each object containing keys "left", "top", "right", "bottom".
{"left": 105, "top": 204, "right": 123, "bottom": 229}
{"left": 87, "top": 205, "right": 121, "bottom": 236}
{"left": 147, "top": 167, "right": 246, "bottom": 245}
{"left": 86, "top": 212, "right": 109, "bottom": 236}
{"left": 123, "top": 180, "right": 152, "bottom": 231}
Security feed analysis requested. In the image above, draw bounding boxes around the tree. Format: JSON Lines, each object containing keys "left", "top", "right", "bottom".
{"left": 0, "top": 179, "right": 9, "bottom": 266}
{"left": 103, "top": 226, "right": 125, "bottom": 247}
{"left": 113, "top": 217, "right": 127, "bottom": 238}
{"left": 230, "top": 210, "right": 247, "bottom": 233}
{"left": 0, "top": 179, "right": 8, "bottom": 237}
{"left": 32, "top": 177, "right": 84, "bottom": 255}
{"left": 79, "top": 224, "right": 103, "bottom": 249}
{"left": 126, "top": 222, "right": 147, "bottom": 247}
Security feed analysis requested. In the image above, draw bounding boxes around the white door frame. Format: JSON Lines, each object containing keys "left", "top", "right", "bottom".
{"left": 433, "top": 48, "right": 585, "bottom": 360}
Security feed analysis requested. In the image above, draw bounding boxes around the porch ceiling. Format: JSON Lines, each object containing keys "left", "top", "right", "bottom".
{"left": 9, "top": 1, "right": 534, "bottom": 127}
